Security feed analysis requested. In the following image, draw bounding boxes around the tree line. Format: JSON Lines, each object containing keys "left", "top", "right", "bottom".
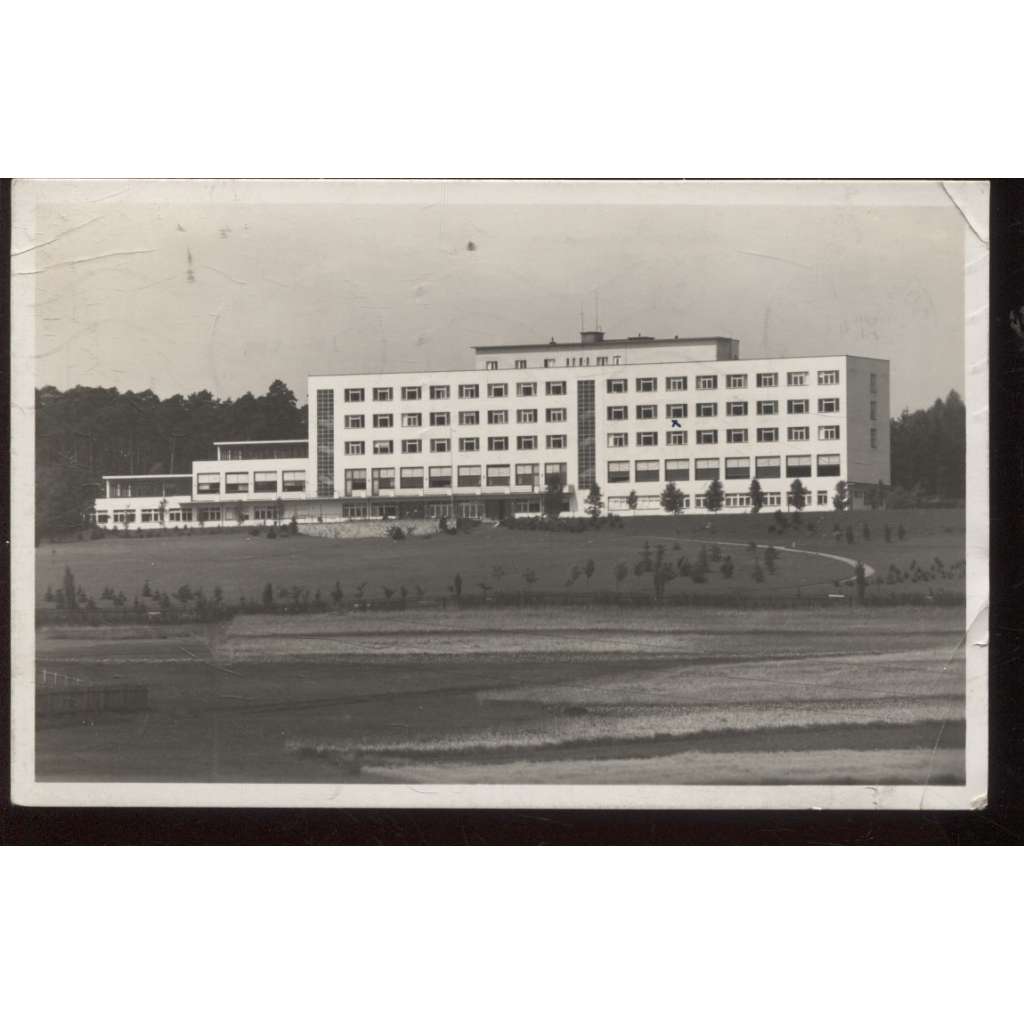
{"left": 35, "top": 380, "right": 307, "bottom": 540}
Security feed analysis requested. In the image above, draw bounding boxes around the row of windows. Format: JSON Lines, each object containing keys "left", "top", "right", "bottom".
{"left": 195, "top": 470, "right": 305, "bottom": 495}
{"left": 343, "top": 408, "right": 570, "bottom": 429}
{"left": 344, "top": 435, "right": 568, "bottom": 455}
{"left": 606, "top": 454, "right": 841, "bottom": 483}
{"left": 607, "top": 398, "right": 841, "bottom": 419}
{"left": 604, "top": 489, "right": 836, "bottom": 511}
{"left": 484, "top": 356, "right": 622, "bottom": 370}
{"left": 343, "top": 381, "right": 570, "bottom": 403}
{"left": 335, "top": 370, "right": 844, "bottom": 405}
{"left": 342, "top": 464, "right": 568, "bottom": 490}
{"left": 607, "top": 425, "right": 841, "bottom": 447}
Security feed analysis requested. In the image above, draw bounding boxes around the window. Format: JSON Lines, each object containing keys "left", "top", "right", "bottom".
{"left": 458, "top": 384, "right": 479, "bottom": 400}
{"left": 459, "top": 437, "right": 479, "bottom": 452}
{"left": 345, "top": 441, "right": 365, "bottom": 455}
{"left": 725, "top": 457, "right": 750, "bottom": 480}
{"left": 430, "top": 385, "right": 449, "bottom": 400}
{"left": 818, "top": 397, "right": 840, "bottom": 414}
{"left": 282, "top": 470, "right": 305, "bottom": 492}
{"left": 607, "top": 406, "right": 627, "bottom": 420}
{"left": 486, "top": 464, "right": 511, "bottom": 486}
{"left": 430, "top": 412, "right": 450, "bottom": 427}
{"left": 428, "top": 466, "right": 452, "bottom": 488}
{"left": 400, "top": 468, "right": 424, "bottom": 489}
{"left": 488, "top": 383, "right": 508, "bottom": 398}
{"left": 756, "top": 373, "right": 778, "bottom": 387}
{"left": 726, "top": 374, "right": 748, "bottom": 389}
{"left": 430, "top": 438, "right": 450, "bottom": 453}
{"left": 402, "top": 439, "right": 422, "bottom": 454}
{"left": 635, "top": 460, "right": 659, "bottom": 482}
{"left": 787, "top": 371, "right": 808, "bottom": 386}
{"left": 667, "top": 403, "right": 687, "bottom": 419}
{"left": 726, "top": 429, "right": 748, "bottom": 443}
{"left": 458, "top": 465, "right": 482, "bottom": 487}
{"left": 545, "top": 463, "right": 567, "bottom": 485}
{"left": 485, "top": 360, "right": 498, "bottom": 370}
{"left": 636, "top": 404, "right": 657, "bottom": 420}
{"left": 373, "top": 413, "right": 393, "bottom": 428}
{"left": 373, "top": 440, "right": 393, "bottom": 455}
{"left": 726, "top": 401, "right": 748, "bottom": 416}
{"left": 636, "top": 432, "right": 657, "bottom": 447}
{"left": 757, "top": 427, "right": 779, "bottom": 443}
{"left": 254, "top": 471, "right": 276, "bottom": 493}
{"left": 517, "top": 409, "right": 537, "bottom": 424}
{"left": 787, "top": 399, "right": 809, "bottom": 414}
{"left": 344, "top": 388, "right": 364, "bottom": 402}
{"left": 196, "top": 473, "right": 220, "bottom": 494}
{"left": 756, "top": 456, "right": 781, "bottom": 479}
{"left": 198, "top": 508, "right": 222, "bottom": 523}
{"left": 317, "top": 389, "right": 335, "bottom": 498}
{"left": 594, "top": 357, "right": 608, "bottom": 367}
{"left": 344, "top": 468, "right": 367, "bottom": 493}
{"left": 666, "top": 376, "right": 687, "bottom": 391}
{"left": 607, "top": 379, "right": 627, "bottom": 394}
{"left": 819, "top": 425, "right": 841, "bottom": 441}
{"left": 818, "top": 370, "right": 840, "bottom": 385}
{"left": 459, "top": 410, "right": 479, "bottom": 426}
{"left": 543, "top": 358, "right": 555, "bottom": 368}
{"left": 546, "top": 381, "right": 567, "bottom": 396}
{"left": 667, "top": 431, "right": 687, "bottom": 446}
{"left": 515, "top": 359, "right": 527, "bottom": 370}
{"left": 401, "top": 412, "right": 422, "bottom": 428}
{"left": 787, "top": 426, "right": 810, "bottom": 441}
{"left": 870, "top": 428, "right": 878, "bottom": 449}
{"left": 608, "top": 432, "right": 628, "bottom": 448}
{"left": 517, "top": 382, "right": 537, "bottom": 397}
{"left": 870, "top": 401, "right": 877, "bottom": 421}
{"left": 696, "top": 430, "right": 718, "bottom": 444}
{"left": 817, "top": 454, "right": 841, "bottom": 477}
{"left": 373, "top": 387, "right": 393, "bottom": 402}
{"left": 695, "top": 458, "right": 719, "bottom": 481}
{"left": 636, "top": 377, "right": 657, "bottom": 392}
{"left": 696, "top": 403, "right": 718, "bottom": 417}
{"left": 402, "top": 386, "right": 421, "bottom": 401}
{"left": 372, "top": 467, "right": 396, "bottom": 492}
{"left": 141, "top": 509, "right": 162, "bottom": 523}
{"left": 607, "top": 461, "right": 630, "bottom": 483}
{"left": 696, "top": 375, "right": 717, "bottom": 390}
{"left": 225, "top": 471, "right": 249, "bottom": 493}
{"left": 757, "top": 400, "right": 778, "bottom": 415}
{"left": 816, "top": 490, "right": 829, "bottom": 506}
{"left": 546, "top": 434, "right": 567, "bottom": 449}
{"left": 546, "top": 408, "right": 567, "bottom": 422}
{"left": 870, "top": 373, "right": 878, "bottom": 394}
{"left": 786, "top": 455, "right": 812, "bottom": 478}
{"left": 612, "top": 355, "right": 621, "bottom": 365}
{"left": 665, "top": 458, "right": 689, "bottom": 481}
{"left": 488, "top": 410, "right": 509, "bottom": 425}
{"left": 515, "top": 463, "right": 539, "bottom": 486}
{"left": 488, "top": 436, "right": 509, "bottom": 451}
{"left": 344, "top": 414, "right": 364, "bottom": 429}
{"left": 517, "top": 435, "right": 537, "bottom": 450}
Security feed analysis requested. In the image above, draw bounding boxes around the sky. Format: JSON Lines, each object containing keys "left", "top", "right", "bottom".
{"left": 18, "top": 181, "right": 966, "bottom": 414}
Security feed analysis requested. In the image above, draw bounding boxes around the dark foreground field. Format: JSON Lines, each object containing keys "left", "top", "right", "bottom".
{"left": 35, "top": 605, "right": 966, "bottom": 786}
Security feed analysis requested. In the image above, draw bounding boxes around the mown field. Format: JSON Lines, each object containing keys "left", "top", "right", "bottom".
{"left": 36, "top": 507, "right": 966, "bottom": 609}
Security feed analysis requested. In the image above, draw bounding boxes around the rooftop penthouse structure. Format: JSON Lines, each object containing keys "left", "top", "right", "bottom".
{"left": 91, "top": 330, "right": 890, "bottom": 529}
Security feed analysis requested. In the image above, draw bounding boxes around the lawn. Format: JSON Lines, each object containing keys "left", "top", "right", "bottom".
{"left": 36, "top": 506, "right": 965, "bottom": 609}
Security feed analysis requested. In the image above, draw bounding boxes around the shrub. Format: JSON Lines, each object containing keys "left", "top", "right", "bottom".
{"left": 752, "top": 563, "right": 765, "bottom": 583}
{"left": 720, "top": 558, "right": 734, "bottom": 579}
{"left": 386, "top": 525, "right": 407, "bottom": 541}
{"left": 267, "top": 526, "right": 278, "bottom": 539}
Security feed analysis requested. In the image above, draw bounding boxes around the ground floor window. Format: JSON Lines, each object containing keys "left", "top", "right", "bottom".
{"left": 425, "top": 502, "right": 453, "bottom": 518}
{"left": 513, "top": 499, "right": 542, "bottom": 515}
{"left": 198, "top": 507, "right": 221, "bottom": 523}
{"left": 370, "top": 503, "right": 399, "bottom": 518}
{"left": 95, "top": 512, "right": 110, "bottom": 524}
{"left": 765, "top": 492, "right": 782, "bottom": 506}
{"left": 342, "top": 503, "right": 369, "bottom": 519}
{"left": 457, "top": 501, "right": 484, "bottom": 520}
{"left": 816, "top": 490, "right": 829, "bottom": 506}
{"left": 635, "top": 495, "right": 661, "bottom": 510}
{"left": 113, "top": 510, "right": 136, "bottom": 524}
{"left": 724, "top": 493, "right": 751, "bottom": 508}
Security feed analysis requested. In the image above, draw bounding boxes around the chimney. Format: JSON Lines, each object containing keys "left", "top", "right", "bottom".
{"left": 580, "top": 330, "right": 604, "bottom": 345}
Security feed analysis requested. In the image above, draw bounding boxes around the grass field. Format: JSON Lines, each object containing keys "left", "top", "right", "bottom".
{"left": 36, "top": 507, "right": 966, "bottom": 608}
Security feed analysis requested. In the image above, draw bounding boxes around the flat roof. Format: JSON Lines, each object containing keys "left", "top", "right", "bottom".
{"left": 101, "top": 474, "right": 193, "bottom": 480}
{"left": 472, "top": 336, "right": 740, "bottom": 352}
{"left": 213, "top": 439, "right": 307, "bottom": 446}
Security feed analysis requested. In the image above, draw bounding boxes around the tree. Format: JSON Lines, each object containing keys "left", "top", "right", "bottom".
{"left": 614, "top": 562, "right": 629, "bottom": 589}
{"left": 63, "top": 566, "right": 77, "bottom": 613}
{"left": 787, "top": 478, "right": 807, "bottom": 512}
{"left": 832, "top": 480, "right": 849, "bottom": 512}
{"left": 273, "top": 496, "right": 285, "bottom": 525}
{"left": 157, "top": 498, "right": 168, "bottom": 530}
{"left": 749, "top": 478, "right": 764, "bottom": 514}
{"left": 452, "top": 572, "right": 463, "bottom": 599}
{"left": 703, "top": 478, "right": 724, "bottom": 514}
{"left": 854, "top": 562, "right": 867, "bottom": 603}
{"left": 261, "top": 582, "right": 274, "bottom": 608}
{"left": 234, "top": 502, "right": 247, "bottom": 528}
{"left": 626, "top": 490, "right": 638, "bottom": 516}
{"left": 660, "top": 481, "right": 685, "bottom": 516}
{"left": 543, "top": 477, "right": 565, "bottom": 520}
{"left": 584, "top": 482, "right": 604, "bottom": 522}
{"left": 583, "top": 558, "right": 596, "bottom": 585}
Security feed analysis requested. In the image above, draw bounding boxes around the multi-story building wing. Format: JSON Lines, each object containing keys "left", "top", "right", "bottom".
{"left": 91, "top": 330, "right": 890, "bottom": 528}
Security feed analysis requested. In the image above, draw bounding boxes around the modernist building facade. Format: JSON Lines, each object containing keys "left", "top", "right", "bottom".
{"left": 91, "top": 331, "right": 890, "bottom": 528}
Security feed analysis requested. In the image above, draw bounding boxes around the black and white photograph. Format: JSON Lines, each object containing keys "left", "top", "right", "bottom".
{"left": 9, "top": 178, "right": 988, "bottom": 809}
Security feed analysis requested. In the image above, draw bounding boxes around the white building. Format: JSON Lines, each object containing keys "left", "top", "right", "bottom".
{"left": 91, "top": 331, "right": 890, "bottom": 528}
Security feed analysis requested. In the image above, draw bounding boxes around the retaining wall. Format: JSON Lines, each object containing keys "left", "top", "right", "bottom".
{"left": 298, "top": 519, "right": 441, "bottom": 540}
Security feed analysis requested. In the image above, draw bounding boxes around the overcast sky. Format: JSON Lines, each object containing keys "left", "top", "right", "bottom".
{"left": 20, "top": 181, "right": 965, "bottom": 414}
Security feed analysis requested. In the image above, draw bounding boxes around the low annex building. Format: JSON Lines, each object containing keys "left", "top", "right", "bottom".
{"left": 91, "top": 331, "right": 890, "bottom": 529}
